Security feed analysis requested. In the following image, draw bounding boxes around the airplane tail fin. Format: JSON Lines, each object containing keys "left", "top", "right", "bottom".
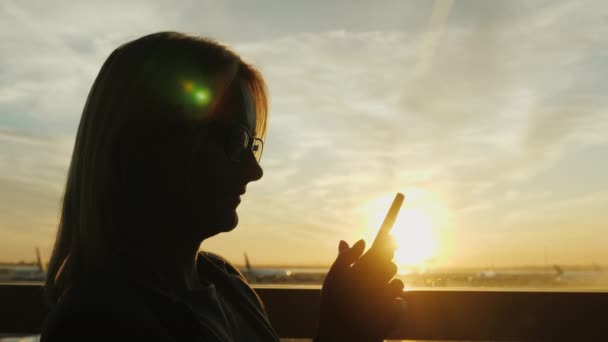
{"left": 553, "top": 264, "right": 564, "bottom": 277}
{"left": 244, "top": 253, "right": 252, "bottom": 271}
{"left": 35, "top": 247, "right": 45, "bottom": 273}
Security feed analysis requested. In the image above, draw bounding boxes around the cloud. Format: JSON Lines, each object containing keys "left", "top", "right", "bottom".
{"left": 229, "top": 2, "right": 608, "bottom": 264}
{"left": 0, "top": 0, "right": 607, "bottom": 265}
{"left": 0, "top": 127, "right": 72, "bottom": 259}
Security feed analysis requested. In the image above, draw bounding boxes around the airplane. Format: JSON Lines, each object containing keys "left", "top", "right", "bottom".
{"left": 469, "top": 264, "right": 571, "bottom": 287}
{"left": 237, "top": 253, "right": 293, "bottom": 283}
{"left": 0, "top": 248, "right": 307, "bottom": 285}
{"left": 0, "top": 248, "right": 45, "bottom": 283}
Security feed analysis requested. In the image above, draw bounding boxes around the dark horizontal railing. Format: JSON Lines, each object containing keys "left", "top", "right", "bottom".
{"left": 1, "top": 283, "right": 607, "bottom": 341}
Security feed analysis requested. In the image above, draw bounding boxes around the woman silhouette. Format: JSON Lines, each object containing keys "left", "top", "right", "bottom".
{"left": 41, "top": 31, "right": 405, "bottom": 342}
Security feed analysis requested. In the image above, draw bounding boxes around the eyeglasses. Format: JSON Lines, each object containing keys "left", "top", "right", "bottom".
{"left": 207, "top": 121, "right": 264, "bottom": 163}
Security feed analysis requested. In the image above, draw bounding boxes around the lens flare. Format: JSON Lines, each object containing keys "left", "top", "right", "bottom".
{"left": 182, "top": 81, "right": 194, "bottom": 92}
{"left": 181, "top": 80, "right": 212, "bottom": 107}
{"left": 194, "top": 89, "right": 211, "bottom": 105}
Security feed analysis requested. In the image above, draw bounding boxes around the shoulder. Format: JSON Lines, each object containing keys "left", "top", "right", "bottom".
{"left": 198, "top": 251, "right": 268, "bottom": 313}
{"left": 198, "top": 250, "right": 246, "bottom": 280}
{"left": 41, "top": 286, "right": 174, "bottom": 341}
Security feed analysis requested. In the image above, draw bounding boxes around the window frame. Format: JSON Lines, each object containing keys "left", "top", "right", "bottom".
{"left": 1, "top": 284, "right": 607, "bottom": 341}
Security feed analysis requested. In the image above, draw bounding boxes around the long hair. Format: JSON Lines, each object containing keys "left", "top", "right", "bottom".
{"left": 45, "top": 31, "right": 268, "bottom": 304}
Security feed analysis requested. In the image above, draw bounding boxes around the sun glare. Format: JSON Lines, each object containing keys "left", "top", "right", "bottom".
{"left": 359, "top": 189, "right": 449, "bottom": 267}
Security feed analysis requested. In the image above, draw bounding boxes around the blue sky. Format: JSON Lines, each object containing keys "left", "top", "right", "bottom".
{"left": 1, "top": 0, "right": 607, "bottom": 267}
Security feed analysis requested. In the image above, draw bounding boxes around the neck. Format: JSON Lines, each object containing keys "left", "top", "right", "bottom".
{"left": 122, "top": 206, "right": 217, "bottom": 292}
{"left": 140, "top": 229, "right": 207, "bottom": 293}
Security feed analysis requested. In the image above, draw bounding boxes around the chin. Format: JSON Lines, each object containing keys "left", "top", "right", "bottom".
{"left": 191, "top": 206, "right": 239, "bottom": 239}
{"left": 223, "top": 211, "right": 239, "bottom": 232}
{"left": 209, "top": 210, "right": 239, "bottom": 235}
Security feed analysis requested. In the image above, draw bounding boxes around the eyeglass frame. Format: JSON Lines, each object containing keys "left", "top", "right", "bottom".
{"left": 202, "top": 120, "right": 264, "bottom": 163}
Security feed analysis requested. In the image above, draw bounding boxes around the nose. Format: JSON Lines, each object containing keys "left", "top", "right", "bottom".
{"left": 251, "top": 160, "right": 263, "bottom": 181}
{"left": 243, "top": 151, "right": 263, "bottom": 182}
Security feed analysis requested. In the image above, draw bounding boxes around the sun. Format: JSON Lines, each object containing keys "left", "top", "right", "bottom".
{"left": 358, "top": 189, "right": 448, "bottom": 267}
{"left": 392, "top": 208, "right": 436, "bottom": 265}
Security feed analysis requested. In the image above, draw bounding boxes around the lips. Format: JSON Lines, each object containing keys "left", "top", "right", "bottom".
{"left": 228, "top": 194, "right": 241, "bottom": 206}
{"left": 228, "top": 189, "right": 245, "bottom": 206}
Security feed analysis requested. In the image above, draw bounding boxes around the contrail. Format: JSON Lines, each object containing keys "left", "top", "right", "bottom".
{"left": 1, "top": 0, "right": 96, "bottom": 73}
{"left": 413, "top": 0, "right": 454, "bottom": 76}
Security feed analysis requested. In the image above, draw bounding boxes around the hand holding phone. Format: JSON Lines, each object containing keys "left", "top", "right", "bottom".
{"left": 319, "top": 192, "right": 407, "bottom": 341}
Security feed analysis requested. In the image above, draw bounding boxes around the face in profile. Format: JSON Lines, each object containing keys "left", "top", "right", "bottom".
{"left": 179, "top": 80, "right": 264, "bottom": 239}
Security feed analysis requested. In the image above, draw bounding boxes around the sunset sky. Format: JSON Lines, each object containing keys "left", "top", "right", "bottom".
{"left": 1, "top": 0, "right": 607, "bottom": 267}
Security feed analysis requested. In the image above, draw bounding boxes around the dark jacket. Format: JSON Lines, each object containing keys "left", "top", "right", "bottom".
{"left": 40, "top": 251, "right": 280, "bottom": 341}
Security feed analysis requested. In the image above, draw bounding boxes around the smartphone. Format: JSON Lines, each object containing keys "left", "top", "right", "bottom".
{"left": 372, "top": 192, "right": 405, "bottom": 249}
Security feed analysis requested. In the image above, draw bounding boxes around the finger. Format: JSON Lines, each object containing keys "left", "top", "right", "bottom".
{"left": 351, "top": 257, "right": 397, "bottom": 289}
{"left": 352, "top": 239, "right": 365, "bottom": 254}
{"left": 338, "top": 240, "right": 349, "bottom": 252}
{"left": 330, "top": 239, "right": 365, "bottom": 271}
{"left": 387, "top": 278, "right": 405, "bottom": 297}
{"left": 377, "top": 261, "right": 399, "bottom": 284}
{"left": 378, "top": 281, "right": 407, "bottom": 336}
{"left": 350, "top": 248, "right": 382, "bottom": 276}
{"left": 382, "top": 279, "right": 405, "bottom": 313}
